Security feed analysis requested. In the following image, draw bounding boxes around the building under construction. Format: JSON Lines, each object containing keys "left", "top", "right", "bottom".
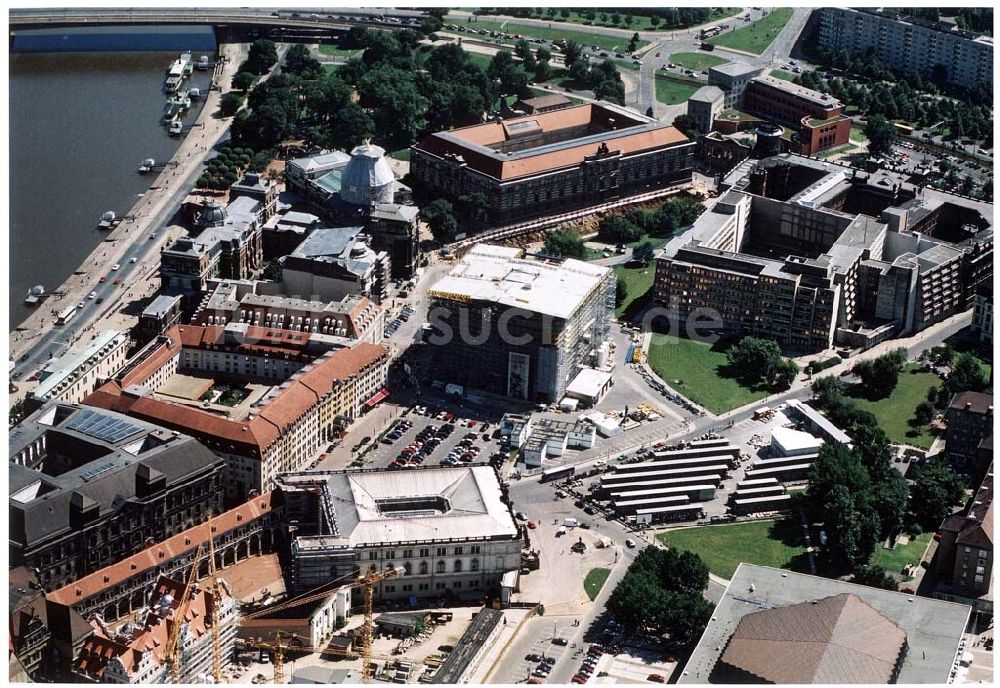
{"left": 71, "top": 573, "right": 238, "bottom": 684}
{"left": 426, "top": 244, "right": 615, "bottom": 402}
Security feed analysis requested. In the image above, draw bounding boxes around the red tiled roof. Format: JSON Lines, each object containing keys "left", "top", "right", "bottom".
{"left": 49, "top": 494, "right": 275, "bottom": 606}
{"left": 84, "top": 327, "right": 388, "bottom": 458}
{"left": 72, "top": 575, "right": 226, "bottom": 680}
{"left": 414, "top": 103, "right": 689, "bottom": 181}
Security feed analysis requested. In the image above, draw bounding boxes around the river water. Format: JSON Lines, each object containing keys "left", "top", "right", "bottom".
{"left": 9, "top": 40, "right": 215, "bottom": 329}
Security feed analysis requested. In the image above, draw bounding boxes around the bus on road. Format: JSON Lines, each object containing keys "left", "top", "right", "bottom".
{"left": 55, "top": 304, "right": 78, "bottom": 325}
{"left": 540, "top": 465, "right": 576, "bottom": 483}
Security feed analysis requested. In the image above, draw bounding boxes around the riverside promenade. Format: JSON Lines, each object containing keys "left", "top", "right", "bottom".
{"left": 9, "top": 42, "right": 247, "bottom": 368}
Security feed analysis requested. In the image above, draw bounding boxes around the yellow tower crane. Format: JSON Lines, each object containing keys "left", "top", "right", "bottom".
{"left": 207, "top": 535, "right": 225, "bottom": 684}
{"left": 359, "top": 566, "right": 405, "bottom": 682}
{"left": 164, "top": 543, "right": 206, "bottom": 683}
{"left": 239, "top": 565, "right": 405, "bottom": 684}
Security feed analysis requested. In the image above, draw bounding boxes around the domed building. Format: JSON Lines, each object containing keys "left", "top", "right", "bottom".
{"left": 283, "top": 140, "right": 420, "bottom": 280}
{"left": 339, "top": 142, "right": 396, "bottom": 207}
{"left": 197, "top": 200, "right": 228, "bottom": 228}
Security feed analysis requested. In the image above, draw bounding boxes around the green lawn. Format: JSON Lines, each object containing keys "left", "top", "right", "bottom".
{"left": 655, "top": 78, "right": 700, "bottom": 105}
{"left": 706, "top": 7, "right": 794, "bottom": 55}
{"left": 847, "top": 365, "right": 941, "bottom": 448}
{"left": 669, "top": 52, "right": 728, "bottom": 72}
{"left": 446, "top": 16, "right": 647, "bottom": 53}
{"left": 318, "top": 44, "right": 361, "bottom": 58}
{"left": 479, "top": 8, "right": 741, "bottom": 33}
{"left": 658, "top": 519, "right": 809, "bottom": 580}
{"left": 583, "top": 567, "right": 612, "bottom": 601}
{"left": 614, "top": 59, "right": 641, "bottom": 71}
{"left": 817, "top": 143, "right": 858, "bottom": 159}
{"left": 850, "top": 125, "right": 869, "bottom": 143}
{"left": 647, "top": 334, "right": 770, "bottom": 414}
{"left": 322, "top": 64, "right": 341, "bottom": 74}
{"left": 768, "top": 69, "right": 797, "bottom": 82}
{"left": 871, "top": 532, "right": 932, "bottom": 577}
{"left": 614, "top": 263, "right": 655, "bottom": 319}
{"left": 388, "top": 148, "right": 411, "bottom": 162}
{"left": 462, "top": 50, "right": 495, "bottom": 71}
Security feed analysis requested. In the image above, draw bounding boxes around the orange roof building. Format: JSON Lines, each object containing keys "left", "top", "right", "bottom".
{"left": 84, "top": 324, "right": 389, "bottom": 504}
{"left": 411, "top": 101, "right": 694, "bottom": 223}
{"left": 72, "top": 574, "right": 238, "bottom": 684}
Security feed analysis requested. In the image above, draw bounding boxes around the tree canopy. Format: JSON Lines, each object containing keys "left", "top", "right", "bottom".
{"left": 909, "top": 462, "right": 967, "bottom": 531}
{"left": 606, "top": 546, "right": 713, "bottom": 645}
{"left": 851, "top": 349, "right": 907, "bottom": 399}
{"left": 725, "top": 337, "right": 798, "bottom": 391}
{"left": 543, "top": 230, "right": 586, "bottom": 258}
{"left": 947, "top": 352, "right": 989, "bottom": 394}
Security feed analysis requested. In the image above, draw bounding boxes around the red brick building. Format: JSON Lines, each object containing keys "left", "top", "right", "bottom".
{"left": 743, "top": 75, "right": 851, "bottom": 156}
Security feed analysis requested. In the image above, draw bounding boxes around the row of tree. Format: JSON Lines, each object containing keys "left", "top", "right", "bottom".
{"left": 597, "top": 197, "right": 704, "bottom": 244}
{"left": 606, "top": 546, "right": 714, "bottom": 647}
{"left": 812, "top": 50, "right": 993, "bottom": 119}
{"left": 484, "top": 7, "right": 718, "bottom": 30}
{"left": 887, "top": 8, "right": 993, "bottom": 35}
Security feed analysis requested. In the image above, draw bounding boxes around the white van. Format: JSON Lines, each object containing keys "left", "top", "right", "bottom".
{"left": 563, "top": 517, "right": 579, "bottom": 528}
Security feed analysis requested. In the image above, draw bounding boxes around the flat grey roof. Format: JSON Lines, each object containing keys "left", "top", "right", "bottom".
{"left": 679, "top": 563, "right": 971, "bottom": 685}
{"left": 710, "top": 61, "right": 761, "bottom": 78}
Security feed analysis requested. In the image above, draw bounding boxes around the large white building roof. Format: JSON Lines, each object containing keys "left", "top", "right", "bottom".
{"left": 289, "top": 466, "right": 519, "bottom": 547}
{"left": 771, "top": 426, "right": 824, "bottom": 455}
{"left": 429, "top": 244, "right": 611, "bottom": 319}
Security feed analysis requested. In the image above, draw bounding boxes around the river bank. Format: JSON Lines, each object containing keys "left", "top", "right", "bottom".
{"left": 9, "top": 42, "right": 247, "bottom": 366}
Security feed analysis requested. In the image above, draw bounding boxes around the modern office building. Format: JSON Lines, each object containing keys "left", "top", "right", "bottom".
{"left": 411, "top": 102, "right": 695, "bottom": 222}
{"left": 742, "top": 75, "right": 852, "bottom": 155}
{"left": 708, "top": 61, "right": 764, "bottom": 109}
{"left": 281, "top": 226, "right": 391, "bottom": 304}
{"left": 426, "top": 244, "right": 615, "bottom": 402}
{"left": 278, "top": 466, "right": 525, "bottom": 599}
{"left": 681, "top": 564, "right": 972, "bottom": 684}
{"left": 686, "top": 86, "right": 725, "bottom": 135}
{"left": 84, "top": 324, "right": 389, "bottom": 503}
{"left": 655, "top": 154, "right": 993, "bottom": 351}
{"left": 31, "top": 330, "right": 130, "bottom": 405}
{"left": 9, "top": 403, "right": 225, "bottom": 591}
{"left": 817, "top": 7, "right": 993, "bottom": 92}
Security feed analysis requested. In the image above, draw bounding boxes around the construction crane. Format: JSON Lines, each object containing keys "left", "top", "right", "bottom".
{"left": 239, "top": 565, "right": 405, "bottom": 684}
{"left": 164, "top": 543, "right": 206, "bottom": 683}
{"left": 240, "top": 632, "right": 405, "bottom": 685}
{"left": 207, "top": 535, "right": 225, "bottom": 684}
{"left": 359, "top": 566, "right": 405, "bottom": 682}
